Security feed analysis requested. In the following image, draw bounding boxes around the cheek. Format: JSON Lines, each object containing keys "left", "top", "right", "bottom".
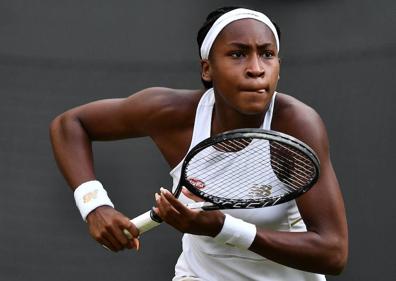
{"left": 211, "top": 67, "right": 240, "bottom": 88}
{"left": 267, "top": 64, "right": 280, "bottom": 86}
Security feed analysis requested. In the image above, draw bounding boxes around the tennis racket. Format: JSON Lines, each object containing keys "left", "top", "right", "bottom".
{"left": 130, "top": 128, "right": 320, "bottom": 234}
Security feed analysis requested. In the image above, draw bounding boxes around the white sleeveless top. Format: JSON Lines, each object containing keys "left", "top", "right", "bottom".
{"left": 170, "top": 88, "right": 326, "bottom": 281}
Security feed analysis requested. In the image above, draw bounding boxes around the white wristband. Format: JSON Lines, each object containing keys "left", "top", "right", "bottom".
{"left": 74, "top": 180, "right": 114, "bottom": 221}
{"left": 214, "top": 214, "right": 257, "bottom": 250}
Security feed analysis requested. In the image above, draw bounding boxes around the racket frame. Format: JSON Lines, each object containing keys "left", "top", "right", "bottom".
{"left": 177, "top": 128, "right": 320, "bottom": 210}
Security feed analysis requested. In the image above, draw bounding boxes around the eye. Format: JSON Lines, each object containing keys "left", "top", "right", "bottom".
{"left": 262, "top": 50, "right": 275, "bottom": 59}
{"left": 230, "top": 50, "right": 245, "bottom": 58}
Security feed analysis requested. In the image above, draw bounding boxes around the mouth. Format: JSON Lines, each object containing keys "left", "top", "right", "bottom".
{"left": 241, "top": 88, "right": 268, "bottom": 94}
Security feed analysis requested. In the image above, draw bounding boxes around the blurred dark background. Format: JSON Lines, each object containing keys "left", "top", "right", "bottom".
{"left": 0, "top": 0, "right": 395, "bottom": 280}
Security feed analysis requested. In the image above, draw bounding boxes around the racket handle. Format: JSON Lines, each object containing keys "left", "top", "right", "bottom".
{"left": 130, "top": 209, "right": 162, "bottom": 235}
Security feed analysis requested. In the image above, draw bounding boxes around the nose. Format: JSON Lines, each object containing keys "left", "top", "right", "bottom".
{"left": 246, "top": 55, "right": 265, "bottom": 78}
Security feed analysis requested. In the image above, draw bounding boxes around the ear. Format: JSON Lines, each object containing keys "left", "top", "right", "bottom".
{"left": 200, "top": 59, "right": 212, "bottom": 83}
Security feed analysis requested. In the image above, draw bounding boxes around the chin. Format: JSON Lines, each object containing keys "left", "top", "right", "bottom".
{"left": 238, "top": 104, "right": 267, "bottom": 115}
{"left": 238, "top": 95, "right": 271, "bottom": 114}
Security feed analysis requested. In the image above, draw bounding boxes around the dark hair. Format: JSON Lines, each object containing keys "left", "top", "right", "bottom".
{"left": 197, "top": 6, "right": 281, "bottom": 89}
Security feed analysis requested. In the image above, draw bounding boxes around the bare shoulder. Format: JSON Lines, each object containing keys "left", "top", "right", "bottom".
{"left": 123, "top": 87, "right": 204, "bottom": 136}
{"left": 132, "top": 87, "right": 202, "bottom": 110}
{"left": 126, "top": 87, "right": 205, "bottom": 166}
{"left": 272, "top": 92, "right": 329, "bottom": 154}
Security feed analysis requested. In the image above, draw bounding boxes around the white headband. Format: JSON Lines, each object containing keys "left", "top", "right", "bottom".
{"left": 200, "top": 8, "right": 280, "bottom": 60}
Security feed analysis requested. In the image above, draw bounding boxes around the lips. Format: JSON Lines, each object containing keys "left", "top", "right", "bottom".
{"left": 240, "top": 85, "right": 269, "bottom": 94}
{"left": 241, "top": 88, "right": 268, "bottom": 94}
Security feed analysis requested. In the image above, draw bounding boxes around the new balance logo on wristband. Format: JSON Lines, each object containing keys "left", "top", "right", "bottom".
{"left": 83, "top": 190, "right": 98, "bottom": 203}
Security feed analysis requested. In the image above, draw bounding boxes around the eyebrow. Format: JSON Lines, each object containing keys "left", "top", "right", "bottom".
{"left": 226, "top": 42, "right": 274, "bottom": 49}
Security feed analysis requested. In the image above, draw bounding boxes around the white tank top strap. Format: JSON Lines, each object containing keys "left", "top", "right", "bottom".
{"left": 168, "top": 88, "right": 215, "bottom": 181}
{"left": 188, "top": 88, "right": 215, "bottom": 150}
{"left": 262, "top": 91, "right": 277, "bottom": 130}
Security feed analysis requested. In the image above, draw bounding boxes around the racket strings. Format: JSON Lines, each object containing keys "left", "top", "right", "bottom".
{"left": 271, "top": 142, "right": 316, "bottom": 176}
{"left": 188, "top": 140, "right": 296, "bottom": 198}
{"left": 267, "top": 143, "right": 316, "bottom": 189}
{"left": 212, "top": 143, "right": 293, "bottom": 194}
{"left": 186, "top": 145, "right": 270, "bottom": 197}
{"left": 213, "top": 138, "right": 252, "bottom": 152}
{"left": 185, "top": 138, "right": 316, "bottom": 202}
{"left": 196, "top": 147, "right": 312, "bottom": 197}
{"left": 269, "top": 144, "right": 315, "bottom": 188}
{"left": 196, "top": 139, "right": 309, "bottom": 185}
{"left": 187, "top": 151, "right": 283, "bottom": 200}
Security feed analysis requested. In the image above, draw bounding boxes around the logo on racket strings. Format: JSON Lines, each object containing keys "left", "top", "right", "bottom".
{"left": 249, "top": 184, "right": 272, "bottom": 198}
{"left": 187, "top": 177, "right": 206, "bottom": 189}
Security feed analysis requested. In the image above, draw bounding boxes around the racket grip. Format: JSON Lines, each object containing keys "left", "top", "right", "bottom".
{"left": 130, "top": 208, "right": 162, "bottom": 235}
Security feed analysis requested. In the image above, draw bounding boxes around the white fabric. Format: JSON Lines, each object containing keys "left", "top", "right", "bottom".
{"left": 200, "top": 8, "right": 280, "bottom": 59}
{"left": 74, "top": 180, "right": 114, "bottom": 221}
{"left": 170, "top": 88, "right": 326, "bottom": 280}
{"left": 213, "top": 214, "right": 257, "bottom": 249}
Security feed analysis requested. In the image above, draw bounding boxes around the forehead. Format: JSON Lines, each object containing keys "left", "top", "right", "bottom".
{"left": 214, "top": 18, "right": 276, "bottom": 46}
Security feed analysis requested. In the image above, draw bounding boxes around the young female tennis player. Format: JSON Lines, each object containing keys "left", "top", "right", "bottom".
{"left": 50, "top": 6, "right": 348, "bottom": 280}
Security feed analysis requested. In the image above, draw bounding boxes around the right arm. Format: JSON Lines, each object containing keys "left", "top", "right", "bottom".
{"left": 49, "top": 87, "right": 187, "bottom": 252}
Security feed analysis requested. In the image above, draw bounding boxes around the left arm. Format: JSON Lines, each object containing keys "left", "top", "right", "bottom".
{"left": 155, "top": 102, "right": 348, "bottom": 275}
{"left": 249, "top": 141, "right": 348, "bottom": 274}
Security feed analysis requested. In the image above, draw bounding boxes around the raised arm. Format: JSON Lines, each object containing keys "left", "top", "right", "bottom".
{"left": 49, "top": 87, "right": 185, "bottom": 252}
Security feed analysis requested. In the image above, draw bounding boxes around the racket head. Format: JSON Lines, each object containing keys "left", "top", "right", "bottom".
{"left": 178, "top": 128, "right": 320, "bottom": 209}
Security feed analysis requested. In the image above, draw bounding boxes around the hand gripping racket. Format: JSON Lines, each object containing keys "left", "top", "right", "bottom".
{"left": 131, "top": 128, "right": 320, "bottom": 234}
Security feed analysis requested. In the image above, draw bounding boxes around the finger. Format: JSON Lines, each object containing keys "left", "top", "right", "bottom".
{"left": 123, "top": 229, "right": 133, "bottom": 240}
{"left": 160, "top": 187, "right": 183, "bottom": 206}
{"left": 98, "top": 236, "right": 116, "bottom": 252}
{"left": 110, "top": 222, "right": 140, "bottom": 251}
{"left": 119, "top": 218, "right": 140, "bottom": 249}
{"left": 121, "top": 229, "right": 138, "bottom": 250}
{"left": 152, "top": 194, "right": 163, "bottom": 219}
{"left": 181, "top": 187, "right": 203, "bottom": 202}
{"left": 156, "top": 191, "right": 181, "bottom": 220}
{"left": 158, "top": 189, "right": 183, "bottom": 211}
{"left": 122, "top": 217, "right": 139, "bottom": 238}
{"left": 133, "top": 238, "right": 140, "bottom": 251}
{"left": 161, "top": 188, "right": 195, "bottom": 216}
{"left": 120, "top": 228, "right": 140, "bottom": 250}
{"left": 101, "top": 218, "right": 130, "bottom": 248}
{"left": 155, "top": 191, "right": 171, "bottom": 215}
{"left": 102, "top": 231, "right": 123, "bottom": 252}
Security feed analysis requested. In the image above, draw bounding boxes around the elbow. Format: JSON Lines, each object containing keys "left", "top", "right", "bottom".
{"left": 326, "top": 252, "right": 347, "bottom": 275}
{"left": 49, "top": 114, "right": 61, "bottom": 132}
{"left": 49, "top": 114, "right": 69, "bottom": 141}
{"left": 49, "top": 115, "right": 62, "bottom": 141}
{"left": 49, "top": 112, "right": 80, "bottom": 143}
{"left": 322, "top": 237, "right": 348, "bottom": 275}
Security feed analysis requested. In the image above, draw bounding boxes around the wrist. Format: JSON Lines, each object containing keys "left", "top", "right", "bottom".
{"left": 213, "top": 214, "right": 257, "bottom": 250}
{"left": 74, "top": 180, "right": 114, "bottom": 221}
{"left": 85, "top": 205, "right": 113, "bottom": 223}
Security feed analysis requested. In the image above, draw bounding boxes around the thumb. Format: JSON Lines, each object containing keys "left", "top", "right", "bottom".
{"left": 123, "top": 218, "right": 140, "bottom": 250}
